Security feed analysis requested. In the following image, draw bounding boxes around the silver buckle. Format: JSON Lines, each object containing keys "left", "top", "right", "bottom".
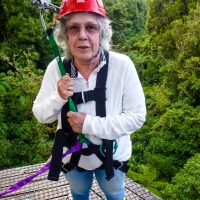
{"left": 116, "top": 162, "right": 123, "bottom": 170}
{"left": 62, "top": 163, "right": 69, "bottom": 172}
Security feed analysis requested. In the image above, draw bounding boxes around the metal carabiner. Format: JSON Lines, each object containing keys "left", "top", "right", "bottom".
{"left": 40, "top": 0, "right": 50, "bottom": 6}
{"left": 30, "top": 0, "right": 60, "bottom": 31}
{"left": 100, "top": 140, "right": 118, "bottom": 157}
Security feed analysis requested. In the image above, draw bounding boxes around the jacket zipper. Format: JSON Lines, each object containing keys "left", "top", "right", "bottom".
{"left": 86, "top": 81, "right": 89, "bottom": 88}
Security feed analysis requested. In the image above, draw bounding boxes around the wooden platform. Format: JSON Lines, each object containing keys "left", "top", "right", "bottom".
{"left": 0, "top": 163, "right": 161, "bottom": 200}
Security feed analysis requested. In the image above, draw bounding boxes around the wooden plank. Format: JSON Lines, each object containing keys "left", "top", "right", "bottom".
{"left": 1, "top": 184, "right": 71, "bottom": 200}
{"left": 1, "top": 180, "right": 103, "bottom": 200}
{"left": 0, "top": 163, "right": 44, "bottom": 178}
{"left": 0, "top": 173, "right": 68, "bottom": 198}
{"left": 0, "top": 163, "right": 49, "bottom": 190}
{"left": 0, "top": 163, "right": 162, "bottom": 200}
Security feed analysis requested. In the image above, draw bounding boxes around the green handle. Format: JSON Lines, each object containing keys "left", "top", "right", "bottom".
{"left": 47, "top": 33, "right": 66, "bottom": 76}
{"left": 47, "top": 28, "right": 89, "bottom": 144}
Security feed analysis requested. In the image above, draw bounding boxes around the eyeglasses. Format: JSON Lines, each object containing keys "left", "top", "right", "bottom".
{"left": 66, "top": 24, "right": 100, "bottom": 35}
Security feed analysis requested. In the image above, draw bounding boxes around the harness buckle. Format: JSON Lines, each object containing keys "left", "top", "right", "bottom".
{"left": 115, "top": 162, "right": 123, "bottom": 170}
{"left": 61, "top": 163, "right": 69, "bottom": 173}
{"left": 82, "top": 91, "right": 86, "bottom": 103}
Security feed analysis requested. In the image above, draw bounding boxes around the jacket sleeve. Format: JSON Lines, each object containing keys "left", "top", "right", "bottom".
{"left": 82, "top": 55, "right": 146, "bottom": 140}
{"left": 32, "top": 59, "right": 67, "bottom": 123}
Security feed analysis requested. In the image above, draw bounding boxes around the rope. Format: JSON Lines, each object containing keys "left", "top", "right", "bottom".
{"left": 0, "top": 140, "right": 82, "bottom": 198}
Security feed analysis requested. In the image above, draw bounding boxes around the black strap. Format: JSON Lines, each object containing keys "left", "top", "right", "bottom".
{"left": 61, "top": 153, "right": 81, "bottom": 173}
{"left": 113, "top": 160, "right": 130, "bottom": 173}
{"left": 72, "top": 89, "right": 106, "bottom": 105}
{"left": 61, "top": 159, "right": 130, "bottom": 174}
{"left": 47, "top": 60, "right": 77, "bottom": 181}
{"left": 61, "top": 103, "right": 78, "bottom": 148}
{"left": 63, "top": 144, "right": 101, "bottom": 173}
{"left": 95, "top": 51, "right": 108, "bottom": 117}
{"left": 47, "top": 129, "right": 64, "bottom": 181}
{"left": 61, "top": 145, "right": 129, "bottom": 174}
{"left": 102, "top": 139, "right": 114, "bottom": 180}
{"left": 66, "top": 50, "right": 115, "bottom": 181}
{"left": 61, "top": 143, "right": 101, "bottom": 173}
{"left": 96, "top": 51, "right": 115, "bottom": 180}
{"left": 48, "top": 51, "right": 115, "bottom": 181}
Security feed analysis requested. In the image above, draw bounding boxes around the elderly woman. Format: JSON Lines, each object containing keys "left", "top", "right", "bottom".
{"left": 32, "top": 0, "right": 146, "bottom": 199}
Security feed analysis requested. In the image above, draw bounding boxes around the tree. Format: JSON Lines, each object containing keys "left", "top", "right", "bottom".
{"left": 127, "top": 158, "right": 167, "bottom": 198}
{"left": 0, "top": 0, "right": 53, "bottom": 73}
{"left": 103, "top": 0, "right": 147, "bottom": 52}
{"left": 0, "top": 51, "right": 55, "bottom": 170}
{"left": 129, "top": 1, "right": 200, "bottom": 198}
{"left": 162, "top": 153, "right": 200, "bottom": 199}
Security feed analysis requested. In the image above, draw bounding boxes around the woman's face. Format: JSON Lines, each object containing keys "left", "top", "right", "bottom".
{"left": 66, "top": 12, "right": 100, "bottom": 64}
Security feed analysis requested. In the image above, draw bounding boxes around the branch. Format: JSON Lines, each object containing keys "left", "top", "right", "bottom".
{"left": 0, "top": 54, "right": 21, "bottom": 73}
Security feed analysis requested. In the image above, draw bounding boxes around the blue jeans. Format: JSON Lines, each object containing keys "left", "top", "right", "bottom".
{"left": 64, "top": 168, "right": 125, "bottom": 200}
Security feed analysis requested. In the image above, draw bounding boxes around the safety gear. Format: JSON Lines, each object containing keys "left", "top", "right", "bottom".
{"left": 59, "top": 0, "right": 106, "bottom": 18}
{"left": 47, "top": 51, "right": 129, "bottom": 182}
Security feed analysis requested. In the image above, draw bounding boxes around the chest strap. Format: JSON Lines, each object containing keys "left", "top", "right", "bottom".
{"left": 72, "top": 88, "right": 106, "bottom": 105}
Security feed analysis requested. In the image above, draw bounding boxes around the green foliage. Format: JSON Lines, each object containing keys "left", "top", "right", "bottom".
{"left": 0, "top": 75, "right": 11, "bottom": 92}
{"left": 0, "top": 0, "right": 54, "bottom": 72}
{"left": 158, "top": 9, "right": 200, "bottom": 106}
{"left": 162, "top": 153, "right": 200, "bottom": 200}
{"left": 129, "top": 1, "right": 200, "bottom": 198}
{"left": 144, "top": 102, "right": 200, "bottom": 176}
{"left": 0, "top": 0, "right": 58, "bottom": 170}
{"left": 1, "top": 0, "right": 41, "bottom": 51}
{"left": 0, "top": 53, "right": 55, "bottom": 169}
{"left": 103, "top": 0, "right": 147, "bottom": 52}
{"left": 127, "top": 159, "right": 167, "bottom": 198}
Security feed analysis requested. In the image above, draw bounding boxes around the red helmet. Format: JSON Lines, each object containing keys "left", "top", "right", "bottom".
{"left": 59, "top": 0, "right": 106, "bottom": 18}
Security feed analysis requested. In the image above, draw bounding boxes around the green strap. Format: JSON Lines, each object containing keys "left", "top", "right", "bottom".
{"left": 47, "top": 34, "right": 66, "bottom": 76}
{"left": 47, "top": 30, "right": 88, "bottom": 144}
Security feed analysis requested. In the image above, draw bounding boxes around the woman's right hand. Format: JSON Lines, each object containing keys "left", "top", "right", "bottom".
{"left": 57, "top": 73, "right": 73, "bottom": 100}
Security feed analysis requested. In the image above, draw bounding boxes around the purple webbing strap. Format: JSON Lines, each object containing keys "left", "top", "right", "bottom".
{"left": 0, "top": 140, "right": 82, "bottom": 198}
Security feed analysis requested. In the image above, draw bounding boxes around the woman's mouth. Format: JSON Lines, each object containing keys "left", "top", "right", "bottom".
{"left": 78, "top": 46, "right": 89, "bottom": 49}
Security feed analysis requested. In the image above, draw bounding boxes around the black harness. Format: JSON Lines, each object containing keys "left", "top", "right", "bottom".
{"left": 48, "top": 51, "right": 129, "bottom": 182}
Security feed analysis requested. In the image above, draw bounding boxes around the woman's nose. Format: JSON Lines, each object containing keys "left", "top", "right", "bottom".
{"left": 78, "top": 27, "right": 88, "bottom": 38}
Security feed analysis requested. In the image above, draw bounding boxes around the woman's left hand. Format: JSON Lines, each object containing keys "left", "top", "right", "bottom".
{"left": 67, "top": 111, "right": 86, "bottom": 133}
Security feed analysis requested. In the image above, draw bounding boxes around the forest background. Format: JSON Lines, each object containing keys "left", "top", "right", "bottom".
{"left": 0, "top": 0, "right": 200, "bottom": 199}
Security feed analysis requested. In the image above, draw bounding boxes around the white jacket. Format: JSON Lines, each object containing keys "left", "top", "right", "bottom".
{"left": 32, "top": 51, "right": 146, "bottom": 170}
